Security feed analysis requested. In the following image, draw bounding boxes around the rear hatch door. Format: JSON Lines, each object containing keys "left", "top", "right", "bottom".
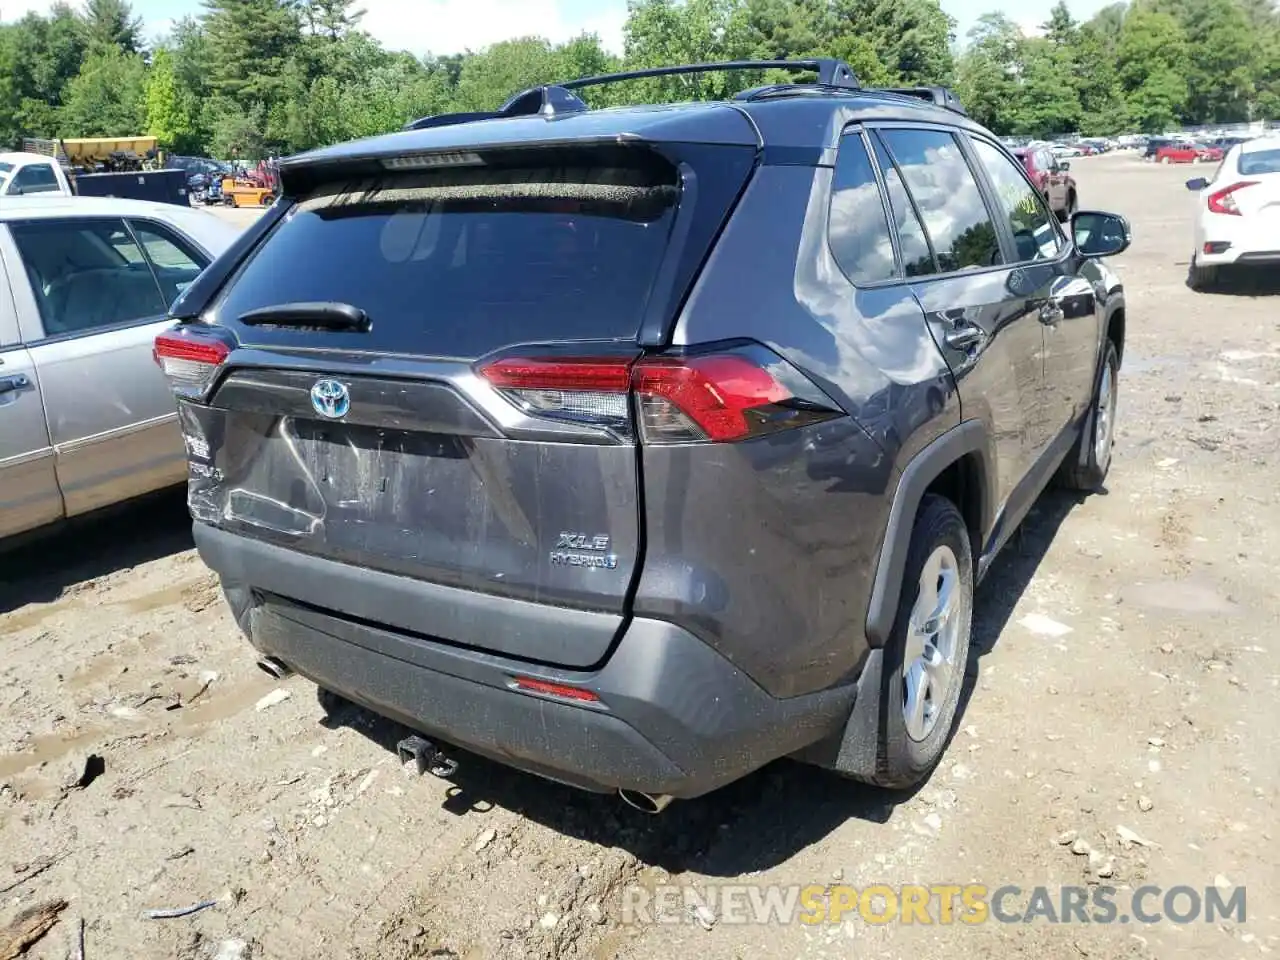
{"left": 183, "top": 133, "right": 758, "bottom": 667}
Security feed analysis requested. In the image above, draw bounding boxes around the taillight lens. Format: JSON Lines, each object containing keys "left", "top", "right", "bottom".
{"left": 477, "top": 356, "right": 633, "bottom": 428}
{"left": 1207, "top": 181, "right": 1258, "bottom": 216}
{"left": 477, "top": 345, "right": 841, "bottom": 444}
{"left": 632, "top": 354, "right": 793, "bottom": 443}
{"left": 153, "top": 328, "right": 230, "bottom": 399}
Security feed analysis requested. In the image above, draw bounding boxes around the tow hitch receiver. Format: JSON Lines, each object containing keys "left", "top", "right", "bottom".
{"left": 397, "top": 734, "right": 459, "bottom": 779}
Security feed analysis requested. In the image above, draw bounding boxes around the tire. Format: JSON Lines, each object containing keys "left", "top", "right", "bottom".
{"left": 1188, "top": 257, "right": 1219, "bottom": 292}
{"left": 866, "top": 494, "right": 974, "bottom": 789}
{"left": 1058, "top": 339, "right": 1119, "bottom": 491}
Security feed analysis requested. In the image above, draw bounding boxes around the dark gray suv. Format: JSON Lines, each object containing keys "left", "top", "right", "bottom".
{"left": 154, "top": 60, "right": 1129, "bottom": 812}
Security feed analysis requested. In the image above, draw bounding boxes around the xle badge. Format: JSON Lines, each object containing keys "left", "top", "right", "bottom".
{"left": 551, "top": 532, "right": 619, "bottom": 570}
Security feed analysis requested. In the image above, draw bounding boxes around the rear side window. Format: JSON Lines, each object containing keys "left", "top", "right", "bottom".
{"left": 1240, "top": 148, "right": 1280, "bottom": 175}
{"left": 869, "top": 134, "right": 937, "bottom": 277}
{"left": 879, "top": 129, "right": 1002, "bottom": 274}
{"left": 828, "top": 133, "right": 897, "bottom": 284}
{"left": 10, "top": 218, "right": 167, "bottom": 337}
{"left": 215, "top": 148, "right": 680, "bottom": 357}
{"left": 970, "top": 138, "right": 1061, "bottom": 263}
{"left": 9, "top": 163, "right": 60, "bottom": 195}
{"left": 129, "top": 220, "right": 208, "bottom": 305}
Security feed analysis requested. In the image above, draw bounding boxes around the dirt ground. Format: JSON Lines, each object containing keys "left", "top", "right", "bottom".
{"left": 2, "top": 154, "right": 1278, "bottom": 960}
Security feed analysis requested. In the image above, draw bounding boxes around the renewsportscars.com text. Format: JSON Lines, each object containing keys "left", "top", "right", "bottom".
{"left": 621, "top": 883, "right": 1247, "bottom": 926}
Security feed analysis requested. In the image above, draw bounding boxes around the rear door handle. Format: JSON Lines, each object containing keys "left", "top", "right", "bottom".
{"left": 0, "top": 374, "right": 30, "bottom": 397}
{"left": 1039, "top": 301, "right": 1065, "bottom": 326}
{"left": 943, "top": 324, "right": 985, "bottom": 351}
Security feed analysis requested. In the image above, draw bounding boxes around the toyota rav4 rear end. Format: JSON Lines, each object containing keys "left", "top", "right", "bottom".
{"left": 156, "top": 98, "right": 887, "bottom": 802}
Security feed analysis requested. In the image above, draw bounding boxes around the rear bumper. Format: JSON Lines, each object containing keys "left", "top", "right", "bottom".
{"left": 194, "top": 523, "right": 857, "bottom": 798}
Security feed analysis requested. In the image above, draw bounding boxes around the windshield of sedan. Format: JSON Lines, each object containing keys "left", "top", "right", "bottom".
{"left": 1240, "top": 148, "right": 1280, "bottom": 176}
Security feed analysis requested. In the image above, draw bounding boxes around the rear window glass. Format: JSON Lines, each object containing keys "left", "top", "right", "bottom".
{"left": 1240, "top": 148, "right": 1280, "bottom": 176}
{"left": 828, "top": 133, "right": 897, "bottom": 284}
{"left": 215, "top": 150, "right": 679, "bottom": 357}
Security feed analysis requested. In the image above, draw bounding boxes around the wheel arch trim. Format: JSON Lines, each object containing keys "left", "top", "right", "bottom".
{"left": 865, "top": 420, "right": 992, "bottom": 647}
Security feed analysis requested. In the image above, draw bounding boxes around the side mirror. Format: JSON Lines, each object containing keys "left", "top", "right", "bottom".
{"left": 1059, "top": 161, "right": 1071, "bottom": 171}
{"left": 1072, "top": 210, "right": 1131, "bottom": 258}
{"left": 1185, "top": 177, "right": 1209, "bottom": 191}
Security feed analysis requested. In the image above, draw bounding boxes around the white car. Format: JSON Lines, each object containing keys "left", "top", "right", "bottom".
{"left": 0, "top": 152, "right": 74, "bottom": 197}
{"left": 1186, "top": 135, "right": 1280, "bottom": 290}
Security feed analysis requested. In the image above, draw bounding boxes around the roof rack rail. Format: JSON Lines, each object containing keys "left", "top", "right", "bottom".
{"left": 559, "top": 59, "right": 859, "bottom": 91}
{"left": 403, "top": 59, "right": 859, "bottom": 131}
{"left": 874, "top": 86, "right": 967, "bottom": 115}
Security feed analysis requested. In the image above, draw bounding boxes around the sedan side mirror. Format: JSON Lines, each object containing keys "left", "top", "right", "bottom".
{"left": 1072, "top": 210, "right": 1131, "bottom": 258}
{"left": 1185, "top": 177, "right": 1209, "bottom": 191}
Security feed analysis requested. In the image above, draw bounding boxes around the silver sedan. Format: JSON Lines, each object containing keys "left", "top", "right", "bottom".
{"left": 0, "top": 196, "right": 239, "bottom": 541}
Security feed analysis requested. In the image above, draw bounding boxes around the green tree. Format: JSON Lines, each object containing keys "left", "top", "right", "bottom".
{"left": 59, "top": 45, "right": 147, "bottom": 135}
{"left": 1117, "top": 7, "right": 1189, "bottom": 131}
{"left": 1041, "top": 0, "right": 1078, "bottom": 46}
{"left": 832, "top": 0, "right": 955, "bottom": 85}
{"left": 450, "top": 37, "right": 566, "bottom": 111}
{"left": 1180, "top": 0, "right": 1257, "bottom": 122}
{"left": 955, "top": 14, "right": 1022, "bottom": 134}
{"left": 1016, "top": 37, "right": 1082, "bottom": 136}
{"left": 202, "top": 0, "right": 302, "bottom": 106}
{"left": 145, "top": 48, "right": 200, "bottom": 150}
{"left": 303, "top": 0, "right": 365, "bottom": 39}
{"left": 80, "top": 0, "right": 143, "bottom": 53}
{"left": 1075, "top": 23, "right": 1129, "bottom": 134}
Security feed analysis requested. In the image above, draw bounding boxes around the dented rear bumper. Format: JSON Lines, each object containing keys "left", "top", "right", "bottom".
{"left": 195, "top": 522, "right": 856, "bottom": 798}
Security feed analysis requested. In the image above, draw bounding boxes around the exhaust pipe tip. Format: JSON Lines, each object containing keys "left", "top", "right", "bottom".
{"left": 618, "top": 789, "right": 675, "bottom": 815}
{"left": 256, "top": 656, "right": 293, "bottom": 681}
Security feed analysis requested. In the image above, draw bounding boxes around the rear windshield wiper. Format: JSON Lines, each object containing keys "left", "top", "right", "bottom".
{"left": 237, "top": 301, "right": 371, "bottom": 332}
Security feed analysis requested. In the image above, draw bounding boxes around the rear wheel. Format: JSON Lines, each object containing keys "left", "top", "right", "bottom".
{"left": 866, "top": 495, "right": 973, "bottom": 789}
{"left": 1059, "top": 339, "right": 1118, "bottom": 491}
{"left": 1189, "top": 256, "right": 1219, "bottom": 292}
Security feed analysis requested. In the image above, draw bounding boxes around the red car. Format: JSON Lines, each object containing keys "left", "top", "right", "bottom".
{"left": 1156, "top": 142, "right": 1223, "bottom": 164}
{"left": 1013, "top": 146, "right": 1079, "bottom": 222}
{"left": 1155, "top": 143, "right": 1199, "bottom": 164}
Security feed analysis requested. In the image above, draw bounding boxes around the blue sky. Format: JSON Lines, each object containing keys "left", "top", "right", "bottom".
{"left": 4, "top": 0, "right": 1117, "bottom": 54}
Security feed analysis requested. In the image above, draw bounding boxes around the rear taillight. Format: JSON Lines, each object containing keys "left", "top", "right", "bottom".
{"left": 478, "top": 356, "right": 633, "bottom": 428}
{"left": 632, "top": 354, "right": 793, "bottom": 442}
{"left": 153, "top": 329, "right": 230, "bottom": 399}
{"left": 477, "top": 345, "right": 841, "bottom": 444}
{"left": 1207, "top": 181, "right": 1258, "bottom": 216}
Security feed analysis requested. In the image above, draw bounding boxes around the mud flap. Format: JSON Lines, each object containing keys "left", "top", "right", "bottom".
{"left": 792, "top": 648, "right": 884, "bottom": 780}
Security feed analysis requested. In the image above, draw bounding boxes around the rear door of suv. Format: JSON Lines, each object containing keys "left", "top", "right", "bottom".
{"left": 866, "top": 124, "right": 1051, "bottom": 526}
{"left": 174, "top": 137, "right": 760, "bottom": 669}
